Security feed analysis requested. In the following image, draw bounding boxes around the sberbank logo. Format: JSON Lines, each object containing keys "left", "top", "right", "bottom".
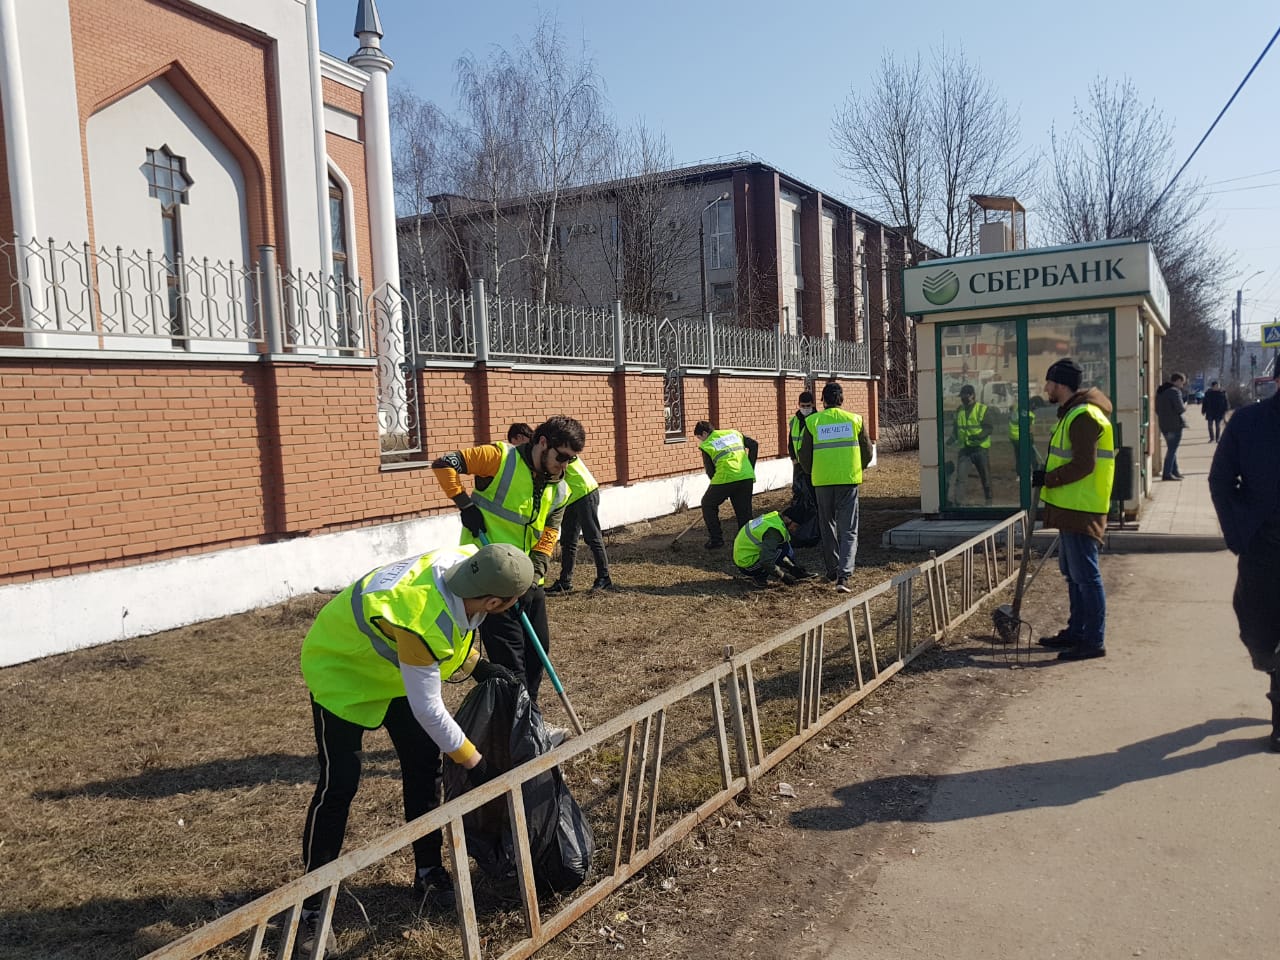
{"left": 922, "top": 269, "right": 960, "bottom": 305}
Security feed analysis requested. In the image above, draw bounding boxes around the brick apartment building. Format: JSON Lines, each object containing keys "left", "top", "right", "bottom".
{"left": 399, "top": 158, "right": 920, "bottom": 396}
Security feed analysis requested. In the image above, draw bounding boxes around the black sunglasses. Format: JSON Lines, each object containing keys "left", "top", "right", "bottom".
{"left": 553, "top": 448, "right": 578, "bottom": 464}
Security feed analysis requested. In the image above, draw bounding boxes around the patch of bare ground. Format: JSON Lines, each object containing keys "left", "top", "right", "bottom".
{"left": 0, "top": 451, "right": 1042, "bottom": 959}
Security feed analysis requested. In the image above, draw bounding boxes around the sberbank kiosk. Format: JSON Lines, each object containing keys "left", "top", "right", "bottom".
{"left": 903, "top": 238, "right": 1169, "bottom": 520}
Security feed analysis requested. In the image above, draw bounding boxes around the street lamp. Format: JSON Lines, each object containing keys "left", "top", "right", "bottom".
{"left": 1233, "top": 268, "right": 1265, "bottom": 379}
{"left": 699, "top": 192, "right": 731, "bottom": 322}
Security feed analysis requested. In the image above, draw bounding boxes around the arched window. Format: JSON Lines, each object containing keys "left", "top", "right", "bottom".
{"left": 328, "top": 175, "right": 353, "bottom": 348}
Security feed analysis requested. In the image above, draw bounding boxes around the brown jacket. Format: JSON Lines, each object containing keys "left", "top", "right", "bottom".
{"left": 1040, "top": 387, "right": 1113, "bottom": 544}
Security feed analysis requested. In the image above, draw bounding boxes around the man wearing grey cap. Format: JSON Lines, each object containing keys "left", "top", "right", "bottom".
{"left": 1032, "top": 358, "right": 1116, "bottom": 661}
{"left": 296, "top": 542, "right": 534, "bottom": 952}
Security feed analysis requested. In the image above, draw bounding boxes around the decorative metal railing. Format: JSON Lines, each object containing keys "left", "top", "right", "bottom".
{"left": 137, "top": 513, "right": 1027, "bottom": 960}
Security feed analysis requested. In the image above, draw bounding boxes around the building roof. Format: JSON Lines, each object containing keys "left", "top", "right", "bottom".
{"left": 405, "top": 153, "right": 912, "bottom": 239}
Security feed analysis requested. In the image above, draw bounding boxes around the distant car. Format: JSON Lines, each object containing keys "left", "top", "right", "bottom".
{"left": 1187, "top": 390, "right": 1204, "bottom": 404}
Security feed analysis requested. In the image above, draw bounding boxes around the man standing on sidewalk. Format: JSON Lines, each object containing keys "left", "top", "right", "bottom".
{"left": 1033, "top": 358, "right": 1115, "bottom": 661}
{"left": 1156, "top": 372, "right": 1188, "bottom": 480}
{"left": 800, "top": 381, "right": 873, "bottom": 593}
{"left": 1208, "top": 366, "right": 1280, "bottom": 752}
{"left": 1202, "top": 380, "right": 1229, "bottom": 442}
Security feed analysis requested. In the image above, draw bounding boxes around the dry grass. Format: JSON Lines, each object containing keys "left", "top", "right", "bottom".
{"left": 0, "top": 453, "right": 930, "bottom": 960}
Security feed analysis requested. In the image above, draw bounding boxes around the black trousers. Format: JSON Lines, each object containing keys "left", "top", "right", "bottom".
{"left": 301, "top": 696, "right": 441, "bottom": 908}
{"left": 702, "top": 479, "right": 754, "bottom": 543}
{"left": 480, "top": 583, "right": 550, "bottom": 702}
{"left": 1233, "top": 550, "right": 1280, "bottom": 672}
{"left": 560, "top": 489, "right": 609, "bottom": 585}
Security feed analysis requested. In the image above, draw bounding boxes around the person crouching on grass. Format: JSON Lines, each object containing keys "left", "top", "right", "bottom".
{"left": 733, "top": 509, "right": 814, "bottom": 587}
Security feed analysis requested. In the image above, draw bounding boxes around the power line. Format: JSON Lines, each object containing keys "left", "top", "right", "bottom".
{"left": 1132, "top": 22, "right": 1280, "bottom": 233}
{"left": 1205, "top": 166, "right": 1280, "bottom": 186}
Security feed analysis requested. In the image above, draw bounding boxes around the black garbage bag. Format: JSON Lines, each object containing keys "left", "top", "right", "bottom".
{"left": 787, "top": 472, "right": 821, "bottom": 547}
{"left": 442, "top": 676, "right": 594, "bottom": 894}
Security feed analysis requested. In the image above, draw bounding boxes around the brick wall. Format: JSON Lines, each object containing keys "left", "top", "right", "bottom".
{"left": 1, "top": 357, "right": 877, "bottom": 586}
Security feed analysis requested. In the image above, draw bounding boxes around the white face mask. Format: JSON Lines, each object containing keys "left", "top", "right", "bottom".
{"left": 799, "top": 406, "right": 814, "bottom": 415}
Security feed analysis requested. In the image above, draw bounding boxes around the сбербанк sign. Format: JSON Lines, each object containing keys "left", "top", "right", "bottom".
{"left": 903, "top": 239, "right": 1168, "bottom": 323}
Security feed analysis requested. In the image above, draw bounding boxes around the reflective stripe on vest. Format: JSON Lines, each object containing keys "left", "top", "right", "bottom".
{"left": 564, "top": 458, "right": 597, "bottom": 506}
{"left": 807, "top": 408, "right": 864, "bottom": 486}
{"left": 789, "top": 414, "right": 806, "bottom": 450}
{"left": 464, "top": 442, "right": 558, "bottom": 553}
{"left": 957, "top": 403, "right": 990, "bottom": 449}
{"left": 301, "top": 546, "right": 478, "bottom": 727}
{"left": 1040, "top": 404, "right": 1116, "bottom": 514}
{"left": 733, "top": 511, "right": 787, "bottom": 568}
{"left": 700, "top": 429, "right": 755, "bottom": 484}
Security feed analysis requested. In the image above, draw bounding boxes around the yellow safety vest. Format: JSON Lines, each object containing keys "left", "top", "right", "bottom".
{"left": 957, "top": 403, "right": 990, "bottom": 449}
{"left": 733, "top": 511, "right": 789, "bottom": 569}
{"left": 807, "top": 407, "right": 864, "bottom": 487}
{"left": 463, "top": 442, "right": 569, "bottom": 553}
{"left": 789, "top": 414, "right": 807, "bottom": 457}
{"left": 563, "top": 458, "right": 599, "bottom": 506}
{"left": 301, "top": 546, "right": 478, "bottom": 728}
{"left": 700, "top": 429, "right": 755, "bottom": 484}
{"left": 1040, "top": 404, "right": 1116, "bottom": 514}
{"left": 1009, "top": 408, "right": 1035, "bottom": 441}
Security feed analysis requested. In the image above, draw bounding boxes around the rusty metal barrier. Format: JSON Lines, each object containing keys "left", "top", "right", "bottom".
{"left": 140, "top": 512, "right": 1027, "bottom": 960}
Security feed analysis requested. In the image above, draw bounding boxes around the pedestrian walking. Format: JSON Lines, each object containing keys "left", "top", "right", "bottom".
{"left": 952, "top": 384, "right": 993, "bottom": 505}
{"left": 732, "top": 509, "right": 813, "bottom": 587}
{"left": 504, "top": 424, "right": 615, "bottom": 595}
{"left": 1033, "top": 358, "right": 1116, "bottom": 661}
{"left": 1156, "top": 372, "right": 1188, "bottom": 480}
{"left": 298, "top": 542, "right": 533, "bottom": 954}
{"left": 693, "top": 421, "right": 758, "bottom": 549}
{"left": 799, "top": 381, "right": 873, "bottom": 593}
{"left": 1208, "top": 365, "right": 1280, "bottom": 752}
{"left": 1202, "top": 380, "right": 1229, "bottom": 442}
{"left": 431, "top": 416, "right": 585, "bottom": 702}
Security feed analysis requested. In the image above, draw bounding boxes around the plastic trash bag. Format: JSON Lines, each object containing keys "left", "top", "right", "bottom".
{"left": 787, "top": 473, "right": 821, "bottom": 548}
{"left": 442, "top": 676, "right": 594, "bottom": 893}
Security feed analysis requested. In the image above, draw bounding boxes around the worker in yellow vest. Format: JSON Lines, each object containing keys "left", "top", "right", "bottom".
{"left": 799, "top": 381, "right": 873, "bottom": 593}
{"left": 506, "top": 423, "right": 614, "bottom": 594}
{"left": 952, "top": 384, "right": 992, "bottom": 505}
{"left": 1009, "top": 405, "right": 1041, "bottom": 479}
{"left": 298, "top": 542, "right": 533, "bottom": 953}
{"left": 693, "top": 420, "right": 759, "bottom": 549}
{"left": 788, "top": 389, "right": 816, "bottom": 477}
{"left": 733, "top": 509, "right": 813, "bottom": 587}
{"left": 431, "top": 416, "right": 585, "bottom": 701}
{"left": 1032, "top": 358, "right": 1116, "bottom": 661}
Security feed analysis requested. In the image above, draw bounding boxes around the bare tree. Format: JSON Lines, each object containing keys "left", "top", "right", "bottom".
{"left": 832, "top": 54, "right": 931, "bottom": 261}
{"left": 929, "top": 45, "right": 1036, "bottom": 256}
{"left": 520, "top": 17, "right": 611, "bottom": 304}
{"left": 1042, "top": 77, "right": 1226, "bottom": 377}
{"left": 389, "top": 87, "right": 450, "bottom": 290}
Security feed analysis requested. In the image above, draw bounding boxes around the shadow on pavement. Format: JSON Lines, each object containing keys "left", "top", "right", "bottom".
{"left": 789, "top": 717, "right": 1265, "bottom": 830}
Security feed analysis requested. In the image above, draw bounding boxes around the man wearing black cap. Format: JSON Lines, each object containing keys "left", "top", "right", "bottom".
{"left": 1209, "top": 364, "right": 1280, "bottom": 751}
{"left": 1033, "top": 358, "right": 1116, "bottom": 661}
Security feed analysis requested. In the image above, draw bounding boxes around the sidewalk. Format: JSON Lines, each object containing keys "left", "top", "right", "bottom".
{"left": 1113, "top": 429, "right": 1224, "bottom": 548}
{"left": 807, "top": 440, "right": 1278, "bottom": 959}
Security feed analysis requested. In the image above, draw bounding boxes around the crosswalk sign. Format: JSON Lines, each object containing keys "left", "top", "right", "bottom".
{"left": 1264, "top": 323, "right": 1280, "bottom": 346}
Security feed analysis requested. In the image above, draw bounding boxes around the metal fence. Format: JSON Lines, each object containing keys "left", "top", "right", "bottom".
{"left": 137, "top": 512, "right": 1027, "bottom": 960}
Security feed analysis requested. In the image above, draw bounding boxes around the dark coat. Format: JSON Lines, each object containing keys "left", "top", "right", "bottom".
{"left": 1201, "top": 387, "right": 1229, "bottom": 420}
{"left": 1209, "top": 392, "right": 1280, "bottom": 555}
{"left": 1155, "top": 382, "right": 1186, "bottom": 433}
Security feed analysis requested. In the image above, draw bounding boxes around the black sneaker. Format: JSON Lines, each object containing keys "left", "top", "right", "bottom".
{"left": 295, "top": 910, "right": 338, "bottom": 958}
{"left": 589, "top": 576, "right": 617, "bottom": 592}
{"left": 546, "top": 580, "right": 573, "bottom": 595}
{"left": 752, "top": 572, "right": 772, "bottom": 587}
{"left": 413, "top": 866, "right": 456, "bottom": 912}
{"left": 1057, "top": 645, "right": 1106, "bottom": 661}
{"left": 704, "top": 539, "right": 725, "bottom": 550}
{"left": 789, "top": 566, "right": 817, "bottom": 581}
{"left": 1037, "top": 631, "right": 1079, "bottom": 649}
{"left": 835, "top": 577, "right": 852, "bottom": 594}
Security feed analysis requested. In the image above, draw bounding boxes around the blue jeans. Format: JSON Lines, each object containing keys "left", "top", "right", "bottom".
{"left": 1161, "top": 429, "right": 1182, "bottom": 478}
{"left": 1058, "top": 532, "right": 1106, "bottom": 649}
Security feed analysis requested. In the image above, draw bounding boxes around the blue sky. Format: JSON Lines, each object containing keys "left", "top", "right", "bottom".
{"left": 319, "top": 0, "right": 1280, "bottom": 339}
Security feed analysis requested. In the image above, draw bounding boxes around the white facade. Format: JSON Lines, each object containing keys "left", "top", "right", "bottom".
{"left": 820, "top": 208, "right": 837, "bottom": 339}
{"left": 779, "top": 190, "right": 802, "bottom": 335}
